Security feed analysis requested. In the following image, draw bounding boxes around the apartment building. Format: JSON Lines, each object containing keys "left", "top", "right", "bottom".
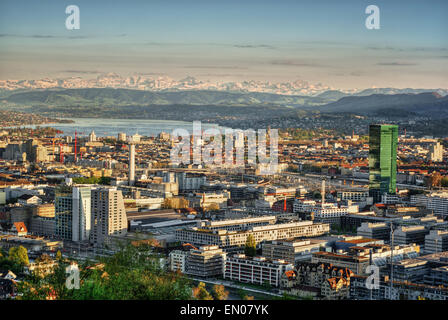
{"left": 169, "top": 250, "right": 187, "bottom": 273}
{"left": 90, "top": 188, "right": 127, "bottom": 247}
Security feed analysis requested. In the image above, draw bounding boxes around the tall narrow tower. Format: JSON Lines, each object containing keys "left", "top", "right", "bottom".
{"left": 129, "top": 143, "right": 135, "bottom": 186}
{"left": 321, "top": 179, "right": 326, "bottom": 204}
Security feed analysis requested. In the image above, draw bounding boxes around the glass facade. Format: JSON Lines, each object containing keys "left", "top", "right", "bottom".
{"left": 55, "top": 188, "right": 73, "bottom": 240}
{"left": 369, "top": 124, "right": 398, "bottom": 202}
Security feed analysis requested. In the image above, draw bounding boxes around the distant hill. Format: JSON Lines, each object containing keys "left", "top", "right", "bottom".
{"left": 316, "top": 90, "right": 349, "bottom": 100}
{"left": 3, "top": 88, "right": 448, "bottom": 120}
{"left": 314, "top": 92, "right": 448, "bottom": 117}
{"left": 3, "top": 88, "right": 330, "bottom": 107}
{"left": 353, "top": 88, "right": 448, "bottom": 97}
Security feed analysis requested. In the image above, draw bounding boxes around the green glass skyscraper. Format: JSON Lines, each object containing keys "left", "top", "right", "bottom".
{"left": 368, "top": 124, "right": 398, "bottom": 202}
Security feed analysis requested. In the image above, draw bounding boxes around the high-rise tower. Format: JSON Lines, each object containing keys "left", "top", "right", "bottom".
{"left": 90, "top": 188, "right": 127, "bottom": 247}
{"left": 129, "top": 143, "right": 135, "bottom": 186}
{"left": 368, "top": 124, "right": 398, "bottom": 202}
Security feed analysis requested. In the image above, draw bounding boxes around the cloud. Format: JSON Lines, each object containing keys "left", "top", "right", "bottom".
{"left": 135, "top": 72, "right": 167, "bottom": 76}
{"left": 198, "top": 73, "right": 246, "bottom": 77}
{"left": 61, "top": 70, "right": 103, "bottom": 74}
{"left": 30, "top": 35, "right": 57, "bottom": 38}
{"left": 233, "top": 44, "right": 275, "bottom": 49}
{"left": 270, "top": 59, "right": 328, "bottom": 68}
{"left": 376, "top": 62, "right": 417, "bottom": 66}
{"left": 183, "top": 65, "right": 249, "bottom": 70}
{"left": 367, "top": 46, "right": 448, "bottom": 52}
{"left": 350, "top": 71, "right": 364, "bottom": 77}
{"left": 0, "top": 33, "right": 126, "bottom": 39}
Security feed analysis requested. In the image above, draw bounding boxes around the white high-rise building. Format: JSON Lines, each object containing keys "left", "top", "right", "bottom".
{"left": 88, "top": 130, "right": 97, "bottom": 142}
{"left": 72, "top": 186, "right": 92, "bottom": 242}
{"left": 429, "top": 142, "right": 444, "bottom": 162}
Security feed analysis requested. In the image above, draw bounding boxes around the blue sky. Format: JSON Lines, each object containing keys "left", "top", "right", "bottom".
{"left": 0, "top": 0, "right": 447, "bottom": 89}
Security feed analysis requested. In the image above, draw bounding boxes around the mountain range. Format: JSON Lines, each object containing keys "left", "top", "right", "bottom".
{"left": 1, "top": 73, "right": 447, "bottom": 97}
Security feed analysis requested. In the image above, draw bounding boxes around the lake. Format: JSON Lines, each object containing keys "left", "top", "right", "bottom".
{"left": 16, "top": 118, "right": 229, "bottom": 137}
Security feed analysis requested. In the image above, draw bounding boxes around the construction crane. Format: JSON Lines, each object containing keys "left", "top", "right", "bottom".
{"left": 74, "top": 130, "right": 77, "bottom": 163}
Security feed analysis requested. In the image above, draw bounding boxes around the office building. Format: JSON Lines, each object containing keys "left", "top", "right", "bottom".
{"left": 429, "top": 142, "right": 444, "bottom": 162}
{"left": 350, "top": 275, "right": 448, "bottom": 300}
{"left": 198, "top": 216, "right": 276, "bottom": 232}
{"left": 175, "top": 221, "right": 330, "bottom": 252}
{"left": 357, "top": 222, "right": 390, "bottom": 242}
{"left": 311, "top": 243, "right": 420, "bottom": 275}
{"left": 368, "top": 124, "right": 398, "bottom": 202}
{"left": 262, "top": 238, "right": 327, "bottom": 263}
{"left": 185, "top": 245, "right": 226, "bottom": 278}
{"left": 411, "top": 192, "right": 448, "bottom": 218}
{"left": 394, "top": 225, "right": 429, "bottom": 246}
{"left": 224, "top": 254, "right": 293, "bottom": 287}
{"left": 72, "top": 187, "right": 92, "bottom": 242}
{"left": 54, "top": 187, "right": 73, "bottom": 240}
{"left": 424, "top": 230, "right": 448, "bottom": 254}
{"left": 54, "top": 186, "right": 92, "bottom": 242}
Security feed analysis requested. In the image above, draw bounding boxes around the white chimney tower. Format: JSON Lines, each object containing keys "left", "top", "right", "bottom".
{"left": 321, "top": 179, "right": 325, "bottom": 204}
{"left": 129, "top": 143, "right": 135, "bottom": 186}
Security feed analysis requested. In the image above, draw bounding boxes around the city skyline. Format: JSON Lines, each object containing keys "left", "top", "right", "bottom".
{"left": 0, "top": 0, "right": 447, "bottom": 90}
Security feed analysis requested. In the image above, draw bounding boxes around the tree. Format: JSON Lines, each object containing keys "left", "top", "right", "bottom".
{"left": 9, "top": 246, "right": 30, "bottom": 266}
{"left": 212, "top": 284, "right": 229, "bottom": 300}
{"left": 35, "top": 253, "right": 52, "bottom": 263}
{"left": 192, "top": 282, "right": 213, "bottom": 300}
{"left": 441, "top": 177, "right": 448, "bottom": 188}
{"left": 427, "top": 172, "right": 442, "bottom": 188}
{"left": 17, "top": 243, "right": 193, "bottom": 300}
{"left": 56, "top": 250, "right": 62, "bottom": 261}
{"left": 244, "top": 234, "right": 256, "bottom": 257}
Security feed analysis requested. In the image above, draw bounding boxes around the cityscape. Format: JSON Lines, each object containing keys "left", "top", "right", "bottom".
{"left": 0, "top": 0, "right": 447, "bottom": 312}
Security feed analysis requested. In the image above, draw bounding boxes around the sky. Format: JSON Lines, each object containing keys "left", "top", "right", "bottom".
{"left": 0, "top": 0, "right": 447, "bottom": 90}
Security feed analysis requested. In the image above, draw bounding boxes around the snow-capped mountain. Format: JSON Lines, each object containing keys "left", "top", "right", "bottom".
{"left": 0, "top": 73, "right": 332, "bottom": 96}
{"left": 0, "top": 73, "right": 447, "bottom": 97}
